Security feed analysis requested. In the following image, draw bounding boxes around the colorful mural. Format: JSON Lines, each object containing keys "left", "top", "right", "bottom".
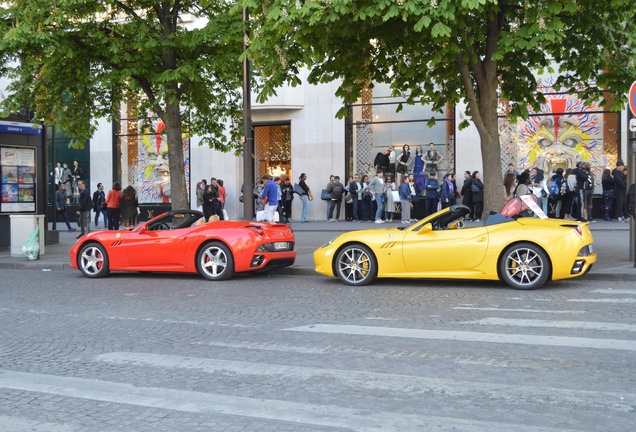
{"left": 138, "top": 117, "right": 190, "bottom": 204}
{"left": 505, "top": 79, "right": 619, "bottom": 193}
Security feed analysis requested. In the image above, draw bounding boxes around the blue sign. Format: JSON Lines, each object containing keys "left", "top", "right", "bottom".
{"left": 0, "top": 121, "right": 42, "bottom": 135}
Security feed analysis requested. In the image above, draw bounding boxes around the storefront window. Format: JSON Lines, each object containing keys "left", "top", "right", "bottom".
{"left": 349, "top": 82, "right": 455, "bottom": 183}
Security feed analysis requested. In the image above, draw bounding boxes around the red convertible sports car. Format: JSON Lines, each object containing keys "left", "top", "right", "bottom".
{"left": 70, "top": 210, "right": 296, "bottom": 280}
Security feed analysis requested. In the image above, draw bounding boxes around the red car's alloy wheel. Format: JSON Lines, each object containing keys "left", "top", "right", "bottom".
{"left": 197, "top": 241, "right": 235, "bottom": 281}
{"left": 78, "top": 243, "right": 110, "bottom": 278}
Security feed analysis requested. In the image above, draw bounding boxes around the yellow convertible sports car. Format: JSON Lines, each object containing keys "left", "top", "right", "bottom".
{"left": 314, "top": 205, "right": 596, "bottom": 290}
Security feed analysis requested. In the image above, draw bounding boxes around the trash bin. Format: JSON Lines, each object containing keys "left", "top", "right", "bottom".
{"left": 9, "top": 214, "right": 45, "bottom": 257}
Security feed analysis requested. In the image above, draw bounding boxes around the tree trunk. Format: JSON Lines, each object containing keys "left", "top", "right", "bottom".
{"left": 471, "top": 82, "right": 503, "bottom": 216}
{"left": 163, "top": 97, "right": 188, "bottom": 210}
{"left": 478, "top": 111, "right": 505, "bottom": 216}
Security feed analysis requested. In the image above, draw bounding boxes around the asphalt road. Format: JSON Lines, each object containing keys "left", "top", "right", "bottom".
{"left": 0, "top": 269, "right": 634, "bottom": 431}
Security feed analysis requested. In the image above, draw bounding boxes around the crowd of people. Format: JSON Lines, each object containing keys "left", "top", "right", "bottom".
{"left": 53, "top": 148, "right": 635, "bottom": 230}
{"left": 54, "top": 178, "right": 139, "bottom": 238}
{"left": 526, "top": 159, "right": 631, "bottom": 222}
{"left": 316, "top": 168, "right": 484, "bottom": 224}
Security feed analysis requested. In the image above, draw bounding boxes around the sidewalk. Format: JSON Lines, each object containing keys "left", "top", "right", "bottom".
{"left": 1, "top": 219, "right": 635, "bottom": 282}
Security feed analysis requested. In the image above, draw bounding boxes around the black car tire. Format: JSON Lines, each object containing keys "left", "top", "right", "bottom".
{"left": 499, "top": 242, "right": 551, "bottom": 290}
{"left": 334, "top": 244, "right": 377, "bottom": 286}
{"left": 78, "top": 242, "right": 110, "bottom": 278}
{"left": 197, "top": 241, "right": 235, "bottom": 281}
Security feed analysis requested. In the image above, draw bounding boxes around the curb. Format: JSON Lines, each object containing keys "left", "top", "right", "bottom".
{"left": 1, "top": 261, "right": 634, "bottom": 282}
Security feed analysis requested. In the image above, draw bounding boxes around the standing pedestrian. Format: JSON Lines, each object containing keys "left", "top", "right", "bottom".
{"left": 280, "top": 177, "right": 294, "bottom": 222}
{"left": 441, "top": 172, "right": 456, "bottom": 210}
{"left": 461, "top": 171, "right": 475, "bottom": 221}
{"left": 92, "top": 183, "right": 108, "bottom": 229}
{"left": 298, "top": 173, "right": 311, "bottom": 223}
{"left": 613, "top": 160, "right": 627, "bottom": 222}
{"left": 75, "top": 180, "right": 92, "bottom": 238}
{"left": 348, "top": 175, "right": 361, "bottom": 222}
{"left": 601, "top": 169, "right": 615, "bottom": 221}
{"left": 55, "top": 183, "right": 76, "bottom": 232}
{"left": 120, "top": 186, "right": 139, "bottom": 230}
{"left": 503, "top": 172, "right": 516, "bottom": 202}
{"left": 425, "top": 171, "right": 440, "bottom": 216}
{"left": 217, "top": 179, "right": 227, "bottom": 208}
{"left": 195, "top": 179, "right": 207, "bottom": 212}
{"left": 550, "top": 168, "right": 565, "bottom": 218}
{"left": 259, "top": 174, "right": 279, "bottom": 223}
{"left": 563, "top": 168, "right": 577, "bottom": 220}
{"left": 399, "top": 174, "right": 412, "bottom": 223}
{"left": 106, "top": 182, "right": 122, "bottom": 230}
{"left": 359, "top": 174, "right": 372, "bottom": 222}
{"left": 471, "top": 171, "right": 484, "bottom": 221}
{"left": 530, "top": 167, "right": 549, "bottom": 216}
{"left": 368, "top": 171, "right": 386, "bottom": 223}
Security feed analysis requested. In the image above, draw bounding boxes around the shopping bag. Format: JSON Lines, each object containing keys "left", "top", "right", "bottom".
{"left": 22, "top": 226, "right": 40, "bottom": 261}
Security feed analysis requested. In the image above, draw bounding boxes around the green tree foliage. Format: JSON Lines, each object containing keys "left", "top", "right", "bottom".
{"left": 0, "top": 1, "right": 245, "bottom": 210}
{"left": 246, "top": 0, "right": 636, "bottom": 212}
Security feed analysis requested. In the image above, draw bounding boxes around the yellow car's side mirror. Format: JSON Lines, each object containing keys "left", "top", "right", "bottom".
{"left": 418, "top": 223, "right": 433, "bottom": 234}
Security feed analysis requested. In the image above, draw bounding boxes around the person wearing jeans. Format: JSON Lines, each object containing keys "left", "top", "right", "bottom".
{"left": 298, "top": 173, "right": 311, "bottom": 223}
{"left": 368, "top": 171, "right": 385, "bottom": 223}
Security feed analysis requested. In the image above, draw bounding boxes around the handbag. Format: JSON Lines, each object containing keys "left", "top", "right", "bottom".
{"left": 345, "top": 193, "right": 353, "bottom": 204}
{"left": 308, "top": 190, "right": 314, "bottom": 201}
{"left": 321, "top": 189, "right": 332, "bottom": 201}
{"left": 261, "top": 196, "right": 268, "bottom": 205}
{"left": 293, "top": 183, "right": 304, "bottom": 195}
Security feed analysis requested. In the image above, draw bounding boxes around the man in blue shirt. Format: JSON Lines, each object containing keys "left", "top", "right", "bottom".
{"left": 259, "top": 174, "right": 279, "bottom": 223}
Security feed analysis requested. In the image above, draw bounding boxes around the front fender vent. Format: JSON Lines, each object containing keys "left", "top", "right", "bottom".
{"left": 380, "top": 242, "right": 398, "bottom": 249}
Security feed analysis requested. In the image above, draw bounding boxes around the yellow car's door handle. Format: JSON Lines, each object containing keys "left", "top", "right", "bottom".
{"left": 477, "top": 236, "right": 486, "bottom": 242}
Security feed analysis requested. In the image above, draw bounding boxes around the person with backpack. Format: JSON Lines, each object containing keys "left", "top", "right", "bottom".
{"left": 573, "top": 161, "right": 589, "bottom": 221}
{"left": 549, "top": 168, "right": 565, "bottom": 218}
{"left": 327, "top": 175, "right": 345, "bottom": 222}
{"left": 562, "top": 168, "right": 577, "bottom": 220}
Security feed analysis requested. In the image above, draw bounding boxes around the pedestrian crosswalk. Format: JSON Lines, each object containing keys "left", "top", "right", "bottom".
{"left": 1, "top": 284, "right": 635, "bottom": 431}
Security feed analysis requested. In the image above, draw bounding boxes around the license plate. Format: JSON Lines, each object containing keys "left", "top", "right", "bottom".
{"left": 274, "top": 242, "right": 288, "bottom": 250}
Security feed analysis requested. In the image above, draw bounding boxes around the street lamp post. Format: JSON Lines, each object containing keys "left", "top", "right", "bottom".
{"left": 242, "top": 7, "right": 254, "bottom": 221}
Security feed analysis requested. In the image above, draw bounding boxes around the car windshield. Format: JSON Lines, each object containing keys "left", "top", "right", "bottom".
{"left": 146, "top": 211, "right": 205, "bottom": 231}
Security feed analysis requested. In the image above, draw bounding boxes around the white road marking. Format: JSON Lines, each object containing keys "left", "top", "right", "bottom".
{"left": 0, "top": 370, "right": 578, "bottom": 432}
{"left": 590, "top": 289, "right": 636, "bottom": 294}
{"left": 567, "top": 298, "right": 636, "bottom": 303}
{"left": 96, "top": 352, "right": 636, "bottom": 413}
{"left": 463, "top": 318, "right": 636, "bottom": 332}
{"left": 285, "top": 324, "right": 636, "bottom": 351}
{"left": 452, "top": 307, "right": 585, "bottom": 314}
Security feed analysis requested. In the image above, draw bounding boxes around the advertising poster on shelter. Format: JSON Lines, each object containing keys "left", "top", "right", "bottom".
{"left": 1, "top": 146, "right": 36, "bottom": 212}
